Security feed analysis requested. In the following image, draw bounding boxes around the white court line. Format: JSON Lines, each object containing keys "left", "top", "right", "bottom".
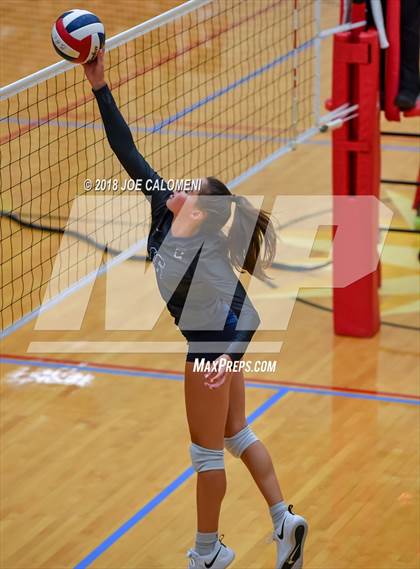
{"left": 27, "top": 341, "right": 283, "bottom": 353}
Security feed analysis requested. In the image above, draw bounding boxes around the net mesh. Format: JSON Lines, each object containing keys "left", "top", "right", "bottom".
{"left": 0, "top": 0, "right": 316, "bottom": 333}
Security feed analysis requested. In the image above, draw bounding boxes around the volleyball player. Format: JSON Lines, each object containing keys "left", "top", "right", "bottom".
{"left": 83, "top": 50, "right": 308, "bottom": 569}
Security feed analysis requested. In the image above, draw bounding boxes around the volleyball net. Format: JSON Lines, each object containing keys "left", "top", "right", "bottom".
{"left": 1, "top": 0, "right": 325, "bottom": 336}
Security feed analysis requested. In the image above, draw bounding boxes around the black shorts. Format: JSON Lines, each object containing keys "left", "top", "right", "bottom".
{"left": 183, "top": 310, "right": 238, "bottom": 363}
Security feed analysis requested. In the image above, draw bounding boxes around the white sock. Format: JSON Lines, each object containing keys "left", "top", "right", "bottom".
{"left": 195, "top": 531, "right": 218, "bottom": 556}
{"left": 270, "top": 500, "right": 287, "bottom": 529}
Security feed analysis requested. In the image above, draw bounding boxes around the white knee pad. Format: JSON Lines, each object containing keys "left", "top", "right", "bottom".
{"left": 190, "top": 442, "right": 225, "bottom": 472}
{"left": 224, "top": 424, "right": 259, "bottom": 458}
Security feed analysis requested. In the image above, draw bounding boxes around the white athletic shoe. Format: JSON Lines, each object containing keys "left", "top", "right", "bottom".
{"left": 186, "top": 535, "right": 235, "bottom": 568}
{"left": 273, "top": 505, "right": 308, "bottom": 569}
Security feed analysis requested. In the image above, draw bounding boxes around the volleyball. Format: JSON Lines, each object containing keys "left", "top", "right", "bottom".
{"left": 51, "top": 9, "right": 105, "bottom": 64}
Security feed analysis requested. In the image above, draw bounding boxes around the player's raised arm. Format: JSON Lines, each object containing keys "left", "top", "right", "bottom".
{"left": 83, "top": 49, "right": 170, "bottom": 209}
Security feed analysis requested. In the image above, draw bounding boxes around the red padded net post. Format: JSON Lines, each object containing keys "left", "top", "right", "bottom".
{"left": 331, "top": 11, "right": 381, "bottom": 337}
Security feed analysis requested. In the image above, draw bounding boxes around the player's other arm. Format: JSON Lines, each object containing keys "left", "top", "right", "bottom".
{"left": 83, "top": 49, "right": 170, "bottom": 206}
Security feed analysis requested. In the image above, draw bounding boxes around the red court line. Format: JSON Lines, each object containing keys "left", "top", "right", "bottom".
{"left": 1, "top": 1, "right": 279, "bottom": 145}
{"left": 2, "top": 353, "right": 419, "bottom": 401}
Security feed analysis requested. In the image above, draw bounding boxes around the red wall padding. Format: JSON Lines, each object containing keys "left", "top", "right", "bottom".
{"left": 384, "top": 0, "right": 401, "bottom": 121}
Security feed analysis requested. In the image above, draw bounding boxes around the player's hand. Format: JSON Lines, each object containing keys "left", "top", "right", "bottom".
{"left": 204, "top": 354, "right": 232, "bottom": 389}
{"left": 83, "top": 48, "right": 106, "bottom": 91}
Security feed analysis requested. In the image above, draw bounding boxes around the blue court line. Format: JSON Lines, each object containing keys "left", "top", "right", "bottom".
{"left": 306, "top": 139, "right": 419, "bottom": 153}
{"left": 380, "top": 144, "right": 420, "bottom": 153}
{"left": 72, "top": 387, "right": 289, "bottom": 569}
{"left": 2, "top": 114, "right": 290, "bottom": 145}
{"left": 150, "top": 38, "right": 315, "bottom": 133}
{"left": 3, "top": 113, "right": 418, "bottom": 154}
{"left": 2, "top": 357, "right": 419, "bottom": 406}
{"left": 72, "top": 466, "right": 194, "bottom": 569}
{"left": 286, "top": 385, "right": 420, "bottom": 407}
{"left": 2, "top": 355, "right": 417, "bottom": 566}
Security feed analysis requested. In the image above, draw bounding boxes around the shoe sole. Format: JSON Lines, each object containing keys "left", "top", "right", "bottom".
{"left": 279, "top": 521, "right": 308, "bottom": 569}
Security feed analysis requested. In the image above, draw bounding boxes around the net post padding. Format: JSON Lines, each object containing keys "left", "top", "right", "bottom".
{"left": 331, "top": 29, "right": 381, "bottom": 337}
{"left": 413, "top": 169, "right": 420, "bottom": 211}
{"left": 384, "top": 0, "right": 401, "bottom": 121}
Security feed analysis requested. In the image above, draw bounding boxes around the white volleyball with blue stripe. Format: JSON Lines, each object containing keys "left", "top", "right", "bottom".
{"left": 51, "top": 9, "right": 105, "bottom": 64}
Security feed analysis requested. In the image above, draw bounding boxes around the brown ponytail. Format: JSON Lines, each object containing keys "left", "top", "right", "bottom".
{"left": 228, "top": 194, "right": 276, "bottom": 280}
{"left": 198, "top": 177, "right": 276, "bottom": 280}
